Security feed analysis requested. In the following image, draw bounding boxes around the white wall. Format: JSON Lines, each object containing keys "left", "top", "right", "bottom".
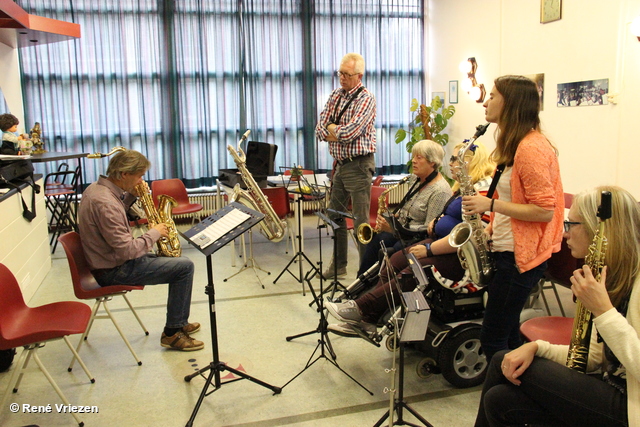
{"left": 429, "top": 0, "right": 640, "bottom": 198}
{"left": 0, "top": 31, "right": 26, "bottom": 131}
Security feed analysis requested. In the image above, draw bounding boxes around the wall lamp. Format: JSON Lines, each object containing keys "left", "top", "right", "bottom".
{"left": 459, "top": 57, "right": 486, "bottom": 103}
{"left": 631, "top": 16, "right": 640, "bottom": 41}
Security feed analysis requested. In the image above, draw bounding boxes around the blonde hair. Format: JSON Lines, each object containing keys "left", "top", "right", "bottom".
{"left": 450, "top": 141, "right": 495, "bottom": 192}
{"left": 573, "top": 185, "right": 640, "bottom": 307}
{"left": 106, "top": 149, "right": 150, "bottom": 180}
{"left": 341, "top": 53, "right": 365, "bottom": 75}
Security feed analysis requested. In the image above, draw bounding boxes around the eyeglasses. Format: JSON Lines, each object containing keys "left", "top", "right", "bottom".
{"left": 336, "top": 70, "right": 360, "bottom": 78}
{"left": 563, "top": 220, "right": 583, "bottom": 232}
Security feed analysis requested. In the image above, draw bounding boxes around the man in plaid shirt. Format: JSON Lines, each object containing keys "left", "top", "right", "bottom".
{"left": 315, "top": 53, "right": 377, "bottom": 279}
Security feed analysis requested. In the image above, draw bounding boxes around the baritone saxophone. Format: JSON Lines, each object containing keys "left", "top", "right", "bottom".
{"left": 566, "top": 190, "right": 612, "bottom": 372}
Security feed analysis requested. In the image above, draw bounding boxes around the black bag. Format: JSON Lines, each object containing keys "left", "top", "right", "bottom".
{"left": 0, "top": 160, "right": 40, "bottom": 221}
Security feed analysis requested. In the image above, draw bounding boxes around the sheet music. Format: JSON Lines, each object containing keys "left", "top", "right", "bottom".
{"left": 191, "top": 208, "right": 251, "bottom": 249}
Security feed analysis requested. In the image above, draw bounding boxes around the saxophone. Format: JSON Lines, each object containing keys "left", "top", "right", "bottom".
{"left": 566, "top": 191, "right": 611, "bottom": 372}
{"left": 88, "top": 146, "right": 182, "bottom": 257}
{"left": 448, "top": 123, "right": 494, "bottom": 287}
{"left": 226, "top": 130, "right": 286, "bottom": 242}
{"left": 357, "top": 176, "right": 410, "bottom": 245}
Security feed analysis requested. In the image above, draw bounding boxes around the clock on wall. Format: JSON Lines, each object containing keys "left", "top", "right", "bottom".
{"left": 541, "top": 0, "right": 562, "bottom": 24}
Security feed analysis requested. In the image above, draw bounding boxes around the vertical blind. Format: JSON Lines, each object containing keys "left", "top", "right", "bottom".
{"left": 17, "top": 0, "right": 425, "bottom": 187}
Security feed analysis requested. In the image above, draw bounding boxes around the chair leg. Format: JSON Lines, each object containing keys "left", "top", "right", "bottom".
{"left": 0, "top": 346, "right": 31, "bottom": 412}
{"left": 69, "top": 299, "right": 102, "bottom": 371}
{"left": 101, "top": 300, "right": 142, "bottom": 366}
{"left": 63, "top": 336, "right": 94, "bottom": 383}
{"left": 31, "top": 348, "right": 83, "bottom": 426}
{"left": 120, "top": 294, "right": 149, "bottom": 335}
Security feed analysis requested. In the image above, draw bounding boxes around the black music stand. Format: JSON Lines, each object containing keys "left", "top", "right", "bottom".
{"left": 281, "top": 211, "right": 373, "bottom": 395}
{"left": 181, "top": 202, "right": 281, "bottom": 427}
{"left": 272, "top": 171, "right": 323, "bottom": 294}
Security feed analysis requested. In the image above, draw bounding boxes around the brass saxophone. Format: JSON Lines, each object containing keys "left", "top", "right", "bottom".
{"left": 566, "top": 191, "right": 611, "bottom": 372}
{"left": 88, "top": 146, "right": 182, "bottom": 257}
{"left": 448, "top": 123, "right": 493, "bottom": 287}
{"left": 357, "top": 176, "right": 410, "bottom": 244}
{"left": 133, "top": 180, "right": 182, "bottom": 257}
{"left": 227, "top": 130, "right": 286, "bottom": 242}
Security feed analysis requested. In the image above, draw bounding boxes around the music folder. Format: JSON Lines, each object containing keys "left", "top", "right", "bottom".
{"left": 180, "top": 201, "right": 264, "bottom": 257}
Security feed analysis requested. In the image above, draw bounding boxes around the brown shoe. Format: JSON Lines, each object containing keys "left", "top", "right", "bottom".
{"left": 182, "top": 322, "right": 201, "bottom": 334}
{"left": 161, "top": 331, "right": 204, "bottom": 351}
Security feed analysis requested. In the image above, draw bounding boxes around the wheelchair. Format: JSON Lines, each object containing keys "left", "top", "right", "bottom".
{"left": 328, "top": 257, "right": 487, "bottom": 389}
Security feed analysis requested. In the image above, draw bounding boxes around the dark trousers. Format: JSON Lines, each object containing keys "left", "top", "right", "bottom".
{"left": 481, "top": 252, "right": 546, "bottom": 362}
{"left": 475, "top": 350, "right": 627, "bottom": 427}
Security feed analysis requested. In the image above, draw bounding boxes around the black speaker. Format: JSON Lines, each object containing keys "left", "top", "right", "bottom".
{"left": 245, "top": 141, "right": 277, "bottom": 176}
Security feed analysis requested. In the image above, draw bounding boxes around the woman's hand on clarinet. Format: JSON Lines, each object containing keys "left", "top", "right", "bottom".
{"left": 500, "top": 342, "right": 538, "bottom": 386}
{"left": 570, "top": 265, "right": 614, "bottom": 317}
{"left": 462, "top": 195, "right": 492, "bottom": 215}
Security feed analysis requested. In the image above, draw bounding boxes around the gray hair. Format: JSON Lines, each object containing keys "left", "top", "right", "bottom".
{"left": 341, "top": 53, "right": 365, "bottom": 75}
{"left": 412, "top": 140, "right": 445, "bottom": 169}
{"left": 106, "top": 149, "right": 150, "bottom": 180}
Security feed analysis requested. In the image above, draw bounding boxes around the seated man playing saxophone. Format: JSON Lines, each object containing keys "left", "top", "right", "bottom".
{"left": 78, "top": 149, "right": 204, "bottom": 351}
{"left": 328, "top": 142, "right": 494, "bottom": 337}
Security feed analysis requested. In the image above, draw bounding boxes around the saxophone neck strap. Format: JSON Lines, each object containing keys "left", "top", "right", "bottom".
{"left": 393, "top": 170, "right": 438, "bottom": 215}
{"left": 331, "top": 86, "right": 365, "bottom": 124}
{"left": 486, "top": 164, "right": 505, "bottom": 199}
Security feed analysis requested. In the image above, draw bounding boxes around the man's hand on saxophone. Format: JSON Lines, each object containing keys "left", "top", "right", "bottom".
{"left": 152, "top": 223, "right": 170, "bottom": 238}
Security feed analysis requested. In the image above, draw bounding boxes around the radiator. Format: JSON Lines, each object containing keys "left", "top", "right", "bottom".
{"left": 178, "top": 180, "right": 409, "bottom": 219}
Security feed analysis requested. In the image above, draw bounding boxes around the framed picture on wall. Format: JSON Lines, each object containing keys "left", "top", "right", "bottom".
{"left": 449, "top": 80, "right": 458, "bottom": 104}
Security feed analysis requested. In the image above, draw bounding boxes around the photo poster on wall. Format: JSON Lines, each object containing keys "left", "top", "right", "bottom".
{"left": 557, "top": 78, "right": 609, "bottom": 108}
{"left": 524, "top": 73, "right": 545, "bottom": 111}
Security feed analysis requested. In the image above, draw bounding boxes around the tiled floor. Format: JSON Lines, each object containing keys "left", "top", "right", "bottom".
{"left": 0, "top": 216, "right": 576, "bottom": 427}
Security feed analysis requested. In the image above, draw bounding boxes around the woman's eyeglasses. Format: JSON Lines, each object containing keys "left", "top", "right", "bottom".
{"left": 563, "top": 220, "right": 582, "bottom": 232}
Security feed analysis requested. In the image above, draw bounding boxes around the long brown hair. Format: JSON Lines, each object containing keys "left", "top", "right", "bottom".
{"left": 491, "top": 75, "right": 553, "bottom": 166}
{"left": 574, "top": 186, "right": 640, "bottom": 307}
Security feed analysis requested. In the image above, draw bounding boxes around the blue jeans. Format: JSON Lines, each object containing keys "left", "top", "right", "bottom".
{"left": 96, "top": 254, "right": 195, "bottom": 329}
{"left": 475, "top": 350, "right": 627, "bottom": 427}
{"left": 481, "top": 251, "right": 546, "bottom": 362}
{"left": 328, "top": 154, "right": 375, "bottom": 268}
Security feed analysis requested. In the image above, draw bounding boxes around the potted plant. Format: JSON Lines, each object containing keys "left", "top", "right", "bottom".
{"left": 394, "top": 96, "right": 455, "bottom": 174}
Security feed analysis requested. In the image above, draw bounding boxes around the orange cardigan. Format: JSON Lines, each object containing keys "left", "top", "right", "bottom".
{"left": 492, "top": 131, "right": 564, "bottom": 273}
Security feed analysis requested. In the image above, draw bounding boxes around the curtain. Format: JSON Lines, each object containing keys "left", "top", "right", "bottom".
{"left": 17, "top": 0, "right": 424, "bottom": 187}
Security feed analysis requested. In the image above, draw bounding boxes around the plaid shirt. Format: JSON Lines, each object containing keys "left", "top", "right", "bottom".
{"left": 315, "top": 82, "right": 376, "bottom": 161}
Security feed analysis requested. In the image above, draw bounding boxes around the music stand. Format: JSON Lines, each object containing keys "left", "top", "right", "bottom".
{"left": 281, "top": 210, "right": 373, "bottom": 395}
{"left": 181, "top": 202, "right": 281, "bottom": 427}
{"left": 273, "top": 169, "right": 324, "bottom": 293}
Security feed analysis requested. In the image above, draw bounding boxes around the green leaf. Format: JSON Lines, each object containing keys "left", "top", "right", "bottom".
{"left": 434, "top": 115, "right": 444, "bottom": 129}
{"left": 431, "top": 96, "right": 442, "bottom": 111}
{"left": 443, "top": 106, "right": 456, "bottom": 120}
{"left": 410, "top": 98, "right": 419, "bottom": 112}
{"left": 395, "top": 128, "right": 407, "bottom": 144}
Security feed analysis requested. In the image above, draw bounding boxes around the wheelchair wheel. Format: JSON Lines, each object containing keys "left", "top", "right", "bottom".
{"left": 416, "top": 357, "right": 438, "bottom": 379}
{"left": 437, "top": 327, "right": 487, "bottom": 388}
{"left": 0, "top": 348, "right": 15, "bottom": 372}
{"left": 385, "top": 333, "right": 399, "bottom": 352}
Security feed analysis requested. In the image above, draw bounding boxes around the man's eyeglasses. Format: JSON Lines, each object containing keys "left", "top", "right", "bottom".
{"left": 563, "top": 220, "right": 583, "bottom": 232}
{"left": 336, "top": 70, "right": 360, "bottom": 78}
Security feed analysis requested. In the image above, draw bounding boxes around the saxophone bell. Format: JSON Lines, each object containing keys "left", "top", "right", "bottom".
{"left": 356, "top": 176, "right": 409, "bottom": 245}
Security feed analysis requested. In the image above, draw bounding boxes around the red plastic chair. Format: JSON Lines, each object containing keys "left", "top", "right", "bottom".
{"left": 538, "top": 237, "right": 582, "bottom": 316}
{"left": 0, "top": 263, "right": 94, "bottom": 426}
{"left": 151, "top": 179, "right": 203, "bottom": 224}
{"left": 262, "top": 186, "right": 295, "bottom": 254}
{"left": 373, "top": 175, "right": 384, "bottom": 186}
{"left": 520, "top": 316, "right": 573, "bottom": 345}
{"left": 58, "top": 232, "right": 148, "bottom": 367}
{"left": 564, "top": 192, "right": 574, "bottom": 209}
{"left": 345, "top": 185, "right": 388, "bottom": 233}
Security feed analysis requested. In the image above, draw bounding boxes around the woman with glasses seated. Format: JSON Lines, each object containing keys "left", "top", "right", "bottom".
{"left": 327, "top": 141, "right": 494, "bottom": 337}
{"left": 475, "top": 186, "right": 640, "bottom": 427}
{"left": 462, "top": 75, "right": 564, "bottom": 363}
{"left": 355, "top": 139, "right": 452, "bottom": 278}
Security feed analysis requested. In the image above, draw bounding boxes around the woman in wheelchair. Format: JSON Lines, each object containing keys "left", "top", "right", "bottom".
{"left": 326, "top": 142, "right": 494, "bottom": 337}
{"left": 356, "top": 139, "right": 452, "bottom": 277}
{"left": 475, "top": 186, "right": 640, "bottom": 427}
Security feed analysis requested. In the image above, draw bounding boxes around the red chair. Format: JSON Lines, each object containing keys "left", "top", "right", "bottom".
{"left": 345, "top": 185, "right": 388, "bottom": 235}
{"left": 262, "top": 186, "right": 295, "bottom": 254}
{"left": 0, "top": 263, "right": 94, "bottom": 426}
{"left": 373, "top": 175, "right": 384, "bottom": 186}
{"left": 58, "top": 232, "right": 147, "bottom": 367}
{"left": 564, "top": 192, "right": 574, "bottom": 209}
{"left": 151, "top": 179, "right": 203, "bottom": 224}
{"left": 520, "top": 316, "right": 573, "bottom": 345}
{"left": 538, "top": 237, "right": 582, "bottom": 316}
{"left": 44, "top": 169, "right": 79, "bottom": 253}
